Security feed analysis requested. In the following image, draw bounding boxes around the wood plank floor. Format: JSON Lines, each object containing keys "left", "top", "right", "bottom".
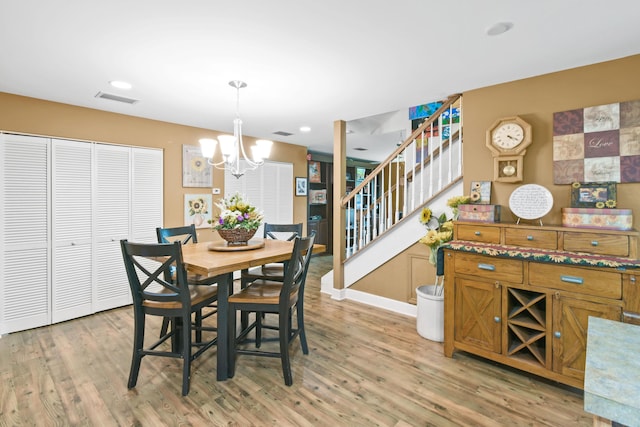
{"left": 0, "top": 254, "right": 591, "bottom": 426}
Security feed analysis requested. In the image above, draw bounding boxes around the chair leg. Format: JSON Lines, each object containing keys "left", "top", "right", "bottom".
{"left": 160, "top": 316, "right": 170, "bottom": 338}
{"left": 255, "top": 312, "right": 262, "bottom": 348}
{"left": 297, "top": 302, "right": 308, "bottom": 354}
{"left": 181, "top": 314, "right": 192, "bottom": 396}
{"left": 194, "top": 310, "right": 203, "bottom": 343}
{"left": 279, "top": 309, "right": 293, "bottom": 386}
{"left": 128, "top": 313, "right": 145, "bottom": 390}
{"left": 228, "top": 305, "right": 237, "bottom": 379}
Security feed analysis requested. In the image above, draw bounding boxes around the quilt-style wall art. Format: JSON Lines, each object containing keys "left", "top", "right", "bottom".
{"left": 553, "top": 99, "right": 640, "bottom": 183}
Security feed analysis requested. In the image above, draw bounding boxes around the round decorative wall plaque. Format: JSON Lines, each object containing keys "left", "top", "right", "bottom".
{"left": 508, "top": 184, "right": 554, "bottom": 222}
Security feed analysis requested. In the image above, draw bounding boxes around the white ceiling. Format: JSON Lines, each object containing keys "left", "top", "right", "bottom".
{"left": 1, "top": 0, "right": 639, "bottom": 162}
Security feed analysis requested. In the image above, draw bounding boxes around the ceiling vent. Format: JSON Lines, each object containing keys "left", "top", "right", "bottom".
{"left": 95, "top": 91, "right": 139, "bottom": 104}
{"left": 353, "top": 147, "right": 368, "bottom": 151}
{"left": 273, "top": 131, "right": 293, "bottom": 137}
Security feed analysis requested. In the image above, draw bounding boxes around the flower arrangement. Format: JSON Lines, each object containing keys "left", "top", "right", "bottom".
{"left": 211, "top": 193, "right": 263, "bottom": 230}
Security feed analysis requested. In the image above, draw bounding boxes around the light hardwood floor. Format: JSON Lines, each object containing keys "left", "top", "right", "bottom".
{"left": 0, "top": 254, "right": 591, "bottom": 426}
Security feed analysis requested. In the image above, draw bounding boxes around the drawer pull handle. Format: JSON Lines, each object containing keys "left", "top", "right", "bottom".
{"left": 474, "top": 231, "right": 481, "bottom": 236}
{"left": 591, "top": 240, "right": 599, "bottom": 247}
{"left": 527, "top": 235, "right": 534, "bottom": 241}
{"left": 560, "top": 275, "right": 583, "bottom": 285}
{"left": 478, "top": 263, "right": 495, "bottom": 271}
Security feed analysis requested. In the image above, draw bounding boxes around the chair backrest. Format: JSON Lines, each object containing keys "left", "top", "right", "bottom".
{"left": 156, "top": 224, "right": 198, "bottom": 245}
{"left": 280, "top": 232, "right": 316, "bottom": 305}
{"left": 120, "top": 239, "right": 191, "bottom": 309}
{"left": 263, "top": 223, "right": 303, "bottom": 241}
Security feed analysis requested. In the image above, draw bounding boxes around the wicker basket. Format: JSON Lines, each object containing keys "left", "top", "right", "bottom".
{"left": 217, "top": 228, "right": 258, "bottom": 245}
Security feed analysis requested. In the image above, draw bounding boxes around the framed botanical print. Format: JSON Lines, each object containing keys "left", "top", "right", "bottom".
{"left": 183, "top": 145, "right": 212, "bottom": 187}
{"left": 308, "top": 161, "right": 321, "bottom": 183}
{"left": 184, "top": 194, "right": 212, "bottom": 228}
{"left": 295, "top": 177, "right": 308, "bottom": 196}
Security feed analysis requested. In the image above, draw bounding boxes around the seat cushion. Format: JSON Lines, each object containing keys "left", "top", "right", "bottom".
{"left": 142, "top": 284, "right": 218, "bottom": 309}
{"left": 228, "top": 280, "right": 296, "bottom": 305}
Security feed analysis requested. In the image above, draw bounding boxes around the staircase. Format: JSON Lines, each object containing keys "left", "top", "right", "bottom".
{"left": 322, "top": 94, "right": 464, "bottom": 316}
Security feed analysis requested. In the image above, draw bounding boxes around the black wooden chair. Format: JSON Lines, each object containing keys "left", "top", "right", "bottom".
{"left": 227, "top": 232, "right": 315, "bottom": 386}
{"left": 120, "top": 239, "right": 218, "bottom": 396}
{"left": 156, "top": 225, "right": 222, "bottom": 339}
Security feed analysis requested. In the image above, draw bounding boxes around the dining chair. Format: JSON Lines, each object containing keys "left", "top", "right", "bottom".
{"left": 240, "top": 223, "right": 302, "bottom": 287}
{"left": 156, "top": 225, "right": 221, "bottom": 340}
{"left": 227, "top": 232, "right": 315, "bottom": 386}
{"left": 120, "top": 239, "right": 218, "bottom": 396}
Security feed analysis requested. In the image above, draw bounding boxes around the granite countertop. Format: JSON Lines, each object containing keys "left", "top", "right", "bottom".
{"left": 584, "top": 317, "right": 640, "bottom": 425}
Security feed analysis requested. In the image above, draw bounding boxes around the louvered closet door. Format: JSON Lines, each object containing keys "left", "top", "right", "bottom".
{"left": 94, "top": 144, "right": 131, "bottom": 311}
{"left": 51, "top": 139, "right": 93, "bottom": 323}
{"left": 131, "top": 147, "right": 163, "bottom": 242}
{"left": 0, "top": 134, "right": 50, "bottom": 334}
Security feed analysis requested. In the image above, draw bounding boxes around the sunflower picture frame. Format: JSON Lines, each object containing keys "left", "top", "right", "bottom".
{"left": 570, "top": 182, "right": 617, "bottom": 208}
{"left": 183, "top": 144, "right": 213, "bottom": 187}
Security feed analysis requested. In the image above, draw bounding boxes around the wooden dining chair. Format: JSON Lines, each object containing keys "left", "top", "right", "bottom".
{"left": 120, "top": 239, "right": 218, "bottom": 396}
{"left": 227, "top": 233, "right": 315, "bottom": 386}
{"left": 156, "top": 225, "right": 222, "bottom": 339}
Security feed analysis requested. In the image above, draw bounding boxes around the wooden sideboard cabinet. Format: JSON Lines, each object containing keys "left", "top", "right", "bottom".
{"left": 443, "top": 221, "right": 640, "bottom": 389}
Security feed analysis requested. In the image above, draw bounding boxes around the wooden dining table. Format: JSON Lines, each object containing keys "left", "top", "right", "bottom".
{"left": 180, "top": 238, "right": 325, "bottom": 380}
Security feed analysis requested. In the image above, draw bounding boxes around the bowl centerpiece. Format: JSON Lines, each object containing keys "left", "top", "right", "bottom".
{"left": 212, "top": 193, "right": 263, "bottom": 245}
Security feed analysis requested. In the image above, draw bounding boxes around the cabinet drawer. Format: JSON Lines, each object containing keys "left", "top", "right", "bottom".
{"left": 456, "top": 224, "right": 501, "bottom": 244}
{"left": 453, "top": 252, "right": 523, "bottom": 283}
{"left": 504, "top": 228, "right": 558, "bottom": 250}
{"left": 529, "top": 264, "right": 622, "bottom": 299}
{"left": 563, "top": 232, "right": 629, "bottom": 257}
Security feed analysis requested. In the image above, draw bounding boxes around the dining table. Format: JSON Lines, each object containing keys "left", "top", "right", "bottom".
{"left": 180, "top": 238, "right": 325, "bottom": 381}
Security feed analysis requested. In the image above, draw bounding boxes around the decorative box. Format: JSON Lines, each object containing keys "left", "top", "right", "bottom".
{"left": 562, "top": 208, "right": 633, "bottom": 230}
{"left": 458, "top": 204, "right": 501, "bottom": 223}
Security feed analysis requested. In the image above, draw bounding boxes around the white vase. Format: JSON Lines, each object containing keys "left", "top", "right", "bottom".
{"left": 192, "top": 213, "right": 204, "bottom": 227}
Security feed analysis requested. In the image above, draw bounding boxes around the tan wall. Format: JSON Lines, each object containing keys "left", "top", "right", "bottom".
{"left": 353, "top": 54, "right": 640, "bottom": 302}
{"left": 0, "top": 92, "right": 309, "bottom": 241}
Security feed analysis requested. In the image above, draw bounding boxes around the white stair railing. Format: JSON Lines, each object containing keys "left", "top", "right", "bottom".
{"left": 343, "top": 94, "right": 463, "bottom": 259}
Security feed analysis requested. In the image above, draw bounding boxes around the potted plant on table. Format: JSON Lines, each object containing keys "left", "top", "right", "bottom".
{"left": 211, "top": 193, "right": 263, "bottom": 245}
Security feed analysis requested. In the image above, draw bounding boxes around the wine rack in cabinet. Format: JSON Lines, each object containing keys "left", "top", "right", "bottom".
{"left": 444, "top": 221, "right": 640, "bottom": 389}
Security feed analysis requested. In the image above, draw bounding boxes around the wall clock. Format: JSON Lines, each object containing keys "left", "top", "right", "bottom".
{"left": 486, "top": 116, "right": 532, "bottom": 183}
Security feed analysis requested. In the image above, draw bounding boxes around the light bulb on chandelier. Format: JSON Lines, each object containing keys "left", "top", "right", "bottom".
{"left": 199, "top": 80, "right": 273, "bottom": 179}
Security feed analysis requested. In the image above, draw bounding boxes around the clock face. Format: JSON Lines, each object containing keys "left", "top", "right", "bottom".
{"left": 492, "top": 123, "right": 524, "bottom": 149}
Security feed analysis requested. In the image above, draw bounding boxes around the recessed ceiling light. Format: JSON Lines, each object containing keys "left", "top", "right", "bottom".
{"left": 109, "top": 80, "right": 132, "bottom": 90}
{"left": 486, "top": 22, "right": 513, "bottom": 36}
{"left": 299, "top": 126, "right": 311, "bottom": 132}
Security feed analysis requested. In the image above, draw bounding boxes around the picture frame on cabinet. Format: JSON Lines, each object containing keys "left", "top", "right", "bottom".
{"left": 184, "top": 193, "right": 212, "bottom": 229}
{"left": 470, "top": 181, "right": 492, "bottom": 204}
{"left": 182, "top": 145, "right": 213, "bottom": 187}
{"left": 570, "top": 182, "right": 617, "bottom": 208}
{"left": 295, "top": 177, "right": 308, "bottom": 196}
{"left": 308, "top": 161, "right": 321, "bottom": 183}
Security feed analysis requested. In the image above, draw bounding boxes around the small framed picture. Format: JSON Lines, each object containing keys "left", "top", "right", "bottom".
{"left": 571, "top": 182, "right": 617, "bottom": 208}
{"left": 308, "top": 161, "right": 321, "bottom": 183}
{"left": 470, "top": 181, "right": 491, "bottom": 204}
{"left": 295, "top": 177, "right": 308, "bottom": 196}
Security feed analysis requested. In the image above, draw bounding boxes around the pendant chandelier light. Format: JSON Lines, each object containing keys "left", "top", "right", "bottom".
{"left": 199, "top": 80, "right": 273, "bottom": 179}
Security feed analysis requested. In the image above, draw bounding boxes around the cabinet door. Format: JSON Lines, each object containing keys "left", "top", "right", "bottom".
{"left": 94, "top": 144, "right": 131, "bottom": 311}
{"left": 454, "top": 277, "right": 502, "bottom": 353}
{"left": 51, "top": 139, "right": 93, "bottom": 323}
{"left": 131, "top": 148, "right": 163, "bottom": 242}
{"left": 552, "top": 295, "right": 621, "bottom": 382}
{"left": 0, "top": 134, "right": 50, "bottom": 334}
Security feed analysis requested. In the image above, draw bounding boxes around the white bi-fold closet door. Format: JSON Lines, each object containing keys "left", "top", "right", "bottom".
{"left": 0, "top": 133, "right": 163, "bottom": 334}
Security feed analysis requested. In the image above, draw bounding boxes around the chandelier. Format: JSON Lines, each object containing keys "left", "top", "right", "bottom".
{"left": 199, "top": 80, "right": 273, "bottom": 179}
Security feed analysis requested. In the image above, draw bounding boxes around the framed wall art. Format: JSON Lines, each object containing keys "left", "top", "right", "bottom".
{"left": 308, "top": 161, "right": 321, "bottom": 183}
{"left": 570, "top": 182, "right": 617, "bottom": 208}
{"left": 470, "top": 181, "right": 491, "bottom": 204}
{"left": 184, "top": 193, "right": 212, "bottom": 228}
{"left": 182, "top": 145, "right": 213, "bottom": 187}
{"left": 295, "top": 177, "right": 308, "bottom": 196}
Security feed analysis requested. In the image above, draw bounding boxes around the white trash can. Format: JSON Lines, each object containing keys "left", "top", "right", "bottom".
{"left": 416, "top": 285, "right": 444, "bottom": 342}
